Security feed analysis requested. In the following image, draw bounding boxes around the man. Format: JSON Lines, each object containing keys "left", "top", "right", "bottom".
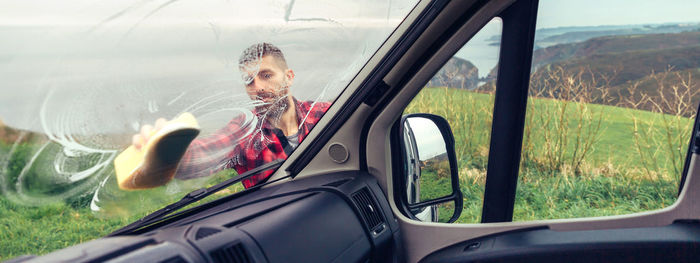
{"left": 132, "top": 43, "right": 330, "bottom": 188}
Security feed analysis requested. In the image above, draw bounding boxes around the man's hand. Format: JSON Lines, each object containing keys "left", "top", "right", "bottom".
{"left": 132, "top": 118, "right": 167, "bottom": 150}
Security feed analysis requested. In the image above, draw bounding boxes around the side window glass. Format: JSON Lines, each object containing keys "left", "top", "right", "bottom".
{"left": 403, "top": 18, "right": 502, "bottom": 223}
{"left": 514, "top": 1, "right": 699, "bottom": 221}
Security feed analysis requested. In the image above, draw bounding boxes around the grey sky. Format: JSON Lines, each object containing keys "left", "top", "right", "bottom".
{"left": 536, "top": 0, "right": 700, "bottom": 28}
{"left": 407, "top": 117, "right": 446, "bottom": 161}
{"left": 2, "top": 0, "right": 698, "bottom": 28}
{"left": 2, "top": 0, "right": 700, "bottom": 131}
{"left": 0, "top": 0, "right": 412, "bottom": 26}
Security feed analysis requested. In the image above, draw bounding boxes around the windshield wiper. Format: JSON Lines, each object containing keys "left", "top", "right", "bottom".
{"left": 109, "top": 159, "right": 285, "bottom": 236}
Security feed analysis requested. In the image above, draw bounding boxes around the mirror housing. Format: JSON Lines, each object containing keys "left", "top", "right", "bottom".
{"left": 397, "top": 113, "right": 463, "bottom": 223}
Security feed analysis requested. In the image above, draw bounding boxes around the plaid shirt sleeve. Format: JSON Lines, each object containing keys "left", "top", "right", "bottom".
{"left": 176, "top": 100, "right": 331, "bottom": 188}
{"left": 174, "top": 117, "right": 246, "bottom": 180}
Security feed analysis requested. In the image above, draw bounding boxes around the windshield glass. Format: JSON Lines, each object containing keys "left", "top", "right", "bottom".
{"left": 0, "top": 0, "right": 417, "bottom": 257}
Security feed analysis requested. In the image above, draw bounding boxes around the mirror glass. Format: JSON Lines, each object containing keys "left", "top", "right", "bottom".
{"left": 403, "top": 116, "right": 454, "bottom": 222}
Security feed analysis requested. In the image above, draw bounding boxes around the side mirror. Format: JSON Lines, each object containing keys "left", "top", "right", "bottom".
{"left": 399, "top": 113, "right": 463, "bottom": 223}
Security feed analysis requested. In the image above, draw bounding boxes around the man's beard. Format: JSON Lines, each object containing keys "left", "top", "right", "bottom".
{"left": 254, "top": 94, "right": 290, "bottom": 123}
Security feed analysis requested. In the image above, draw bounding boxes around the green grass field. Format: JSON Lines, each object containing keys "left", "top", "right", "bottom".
{"left": 0, "top": 197, "right": 134, "bottom": 259}
{"left": 0, "top": 86, "right": 694, "bottom": 260}
{"left": 421, "top": 171, "right": 678, "bottom": 224}
{"left": 407, "top": 87, "right": 689, "bottom": 223}
{"left": 407, "top": 87, "right": 691, "bottom": 174}
{"left": 0, "top": 142, "right": 244, "bottom": 261}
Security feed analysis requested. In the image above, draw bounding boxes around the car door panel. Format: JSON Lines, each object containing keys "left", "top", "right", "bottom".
{"left": 396, "top": 153, "right": 700, "bottom": 262}
{"left": 360, "top": 0, "right": 700, "bottom": 262}
{"left": 420, "top": 221, "right": 700, "bottom": 263}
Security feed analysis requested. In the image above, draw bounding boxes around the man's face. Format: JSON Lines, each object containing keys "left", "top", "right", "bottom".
{"left": 240, "top": 55, "right": 295, "bottom": 118}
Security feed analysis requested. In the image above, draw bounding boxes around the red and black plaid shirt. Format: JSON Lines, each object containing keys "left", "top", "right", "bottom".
{"left": 175, "top": 98, "right": 330, "bottom": 188}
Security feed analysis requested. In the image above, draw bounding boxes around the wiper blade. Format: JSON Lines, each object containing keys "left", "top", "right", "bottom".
{"left": 109, "top": 159, "right": 285, "bottom": 236}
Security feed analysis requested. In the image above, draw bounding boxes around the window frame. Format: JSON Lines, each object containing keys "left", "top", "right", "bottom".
{"left": 378, "top": 0, "right": 524, "bottom": 223}
{"left": 479, "top": 0, "right": 538, "bottom": 223}
{"left": 388, "top": 0, "right": 698, "bottom": 224}
{"left": 386, "top": 0, "right": 539, "bottom": 223}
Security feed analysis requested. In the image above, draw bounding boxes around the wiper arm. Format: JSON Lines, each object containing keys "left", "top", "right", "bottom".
{"left": 109, "top": 159, "right": 285, "bottom": 236}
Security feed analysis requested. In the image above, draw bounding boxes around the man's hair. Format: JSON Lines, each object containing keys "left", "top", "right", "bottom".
{"left": 238, "top": 42, "right": 288, "bottom": 69}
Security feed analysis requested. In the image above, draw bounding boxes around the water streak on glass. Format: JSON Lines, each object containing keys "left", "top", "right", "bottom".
{"left": 0, "top": 0, "right": 417, "bottom": 217}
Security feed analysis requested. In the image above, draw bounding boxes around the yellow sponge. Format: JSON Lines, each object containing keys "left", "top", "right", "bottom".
{"left": 114, "top": 112, "right": 200, "bottom": 190}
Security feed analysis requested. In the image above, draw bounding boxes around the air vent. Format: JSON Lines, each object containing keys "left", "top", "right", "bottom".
{"left": 195, "top": 227, "right": 222, "bottom": 240}
{"left": 210, "top": 242, "right": 251, "bottom": 263}
{"left": 351, "top": 188, "right": 385, "bottom": 232}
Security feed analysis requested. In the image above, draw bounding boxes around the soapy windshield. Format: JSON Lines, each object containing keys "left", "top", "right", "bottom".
{"left": 0, "top": 0, "right": 417, "bottom": 228}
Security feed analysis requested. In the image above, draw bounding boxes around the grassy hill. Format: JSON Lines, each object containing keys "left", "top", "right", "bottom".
{"left": 542, "top": 45, "right": 700, "bottom": 86}
{"left": 529, "top": 31, "right": 700, "bottom": 116}
{"left": 0, "top": 121, "right": 244, "bottom": 259}
{"left": 0, "top": 119, "right": 41, "bottom": 145}
{"left": 427, "top": 57, "right": 479, "bottom": 90}
{"left": 0, "top": 164, "right": 242, "bottom": 260}
{"left": 608, "top": 68, "right": 700, "bottom": 116}
{"left": 407, "top": 87, "right": 692, "bottom": 175}
{"left": 407, "top": 87, "right": 689, "bottom": 223}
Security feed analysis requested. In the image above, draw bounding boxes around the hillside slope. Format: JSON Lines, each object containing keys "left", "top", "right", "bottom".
{"left": 408, "top": 87, "right": 692, "bottom": 174}
{"left": 0, "top": 118, "right": 42, "bottom": 145}
{"left": 427, "top": 57, "right": 479, "bottom": 90}
{"left": 533, "top": 31, "right": 700, "bottom": 68}
{"left": 530, "top": 34, "right": 700, "bottom": 115}
{"left": 544, "top": 45, "right": 700, "bottom": 86}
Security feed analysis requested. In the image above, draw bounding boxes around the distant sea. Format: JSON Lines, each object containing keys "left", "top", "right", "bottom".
{"left": 454, "top": 18, "right": 503, "bottom": 79}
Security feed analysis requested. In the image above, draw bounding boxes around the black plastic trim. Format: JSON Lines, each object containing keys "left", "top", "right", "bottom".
{"left": 86, "top": 238, "right": 157, "bottom": 263}
{"left": 420, "top": 222, "right": 700, "bottom": 263}
{"left": 389, "top": 118, "right": 416, "bottom": 221}
{"left": 109, "top": 174, "right": 292, "bottom": 236}
{"left": 364, "top": 80, "right": 391, "bottom": 106}
{"left": 407, "top": 195, "right": 456, "bottom": 210}
{"left": 287, "top": 0, "right": 449, "bottom": 176}
{"left": 167, "top": 184, "right": 386, "bottom": 260}
{"left": 480, "top": 0, "right": 539, "bottom": 223}
{"left": 679, "top": 102, "right": 700, "bottom": 195}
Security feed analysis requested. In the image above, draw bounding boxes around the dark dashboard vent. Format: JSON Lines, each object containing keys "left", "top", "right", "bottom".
{"left": 195, "top": 227, "right": 221, "bottom": 240}
{"left": 210, "top": 242, "right": 250, "bottom": 263}
{"left": 352, "top": 188, "right": 385, "bottom": 232}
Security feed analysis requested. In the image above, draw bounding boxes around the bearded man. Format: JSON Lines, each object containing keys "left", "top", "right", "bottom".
{"left": 132, "top": 43, "right": 330, "bottom": 188}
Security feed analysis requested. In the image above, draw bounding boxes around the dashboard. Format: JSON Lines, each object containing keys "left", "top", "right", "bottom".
{"left": 16, "top": 172, "right": 401, "bottom": 263}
